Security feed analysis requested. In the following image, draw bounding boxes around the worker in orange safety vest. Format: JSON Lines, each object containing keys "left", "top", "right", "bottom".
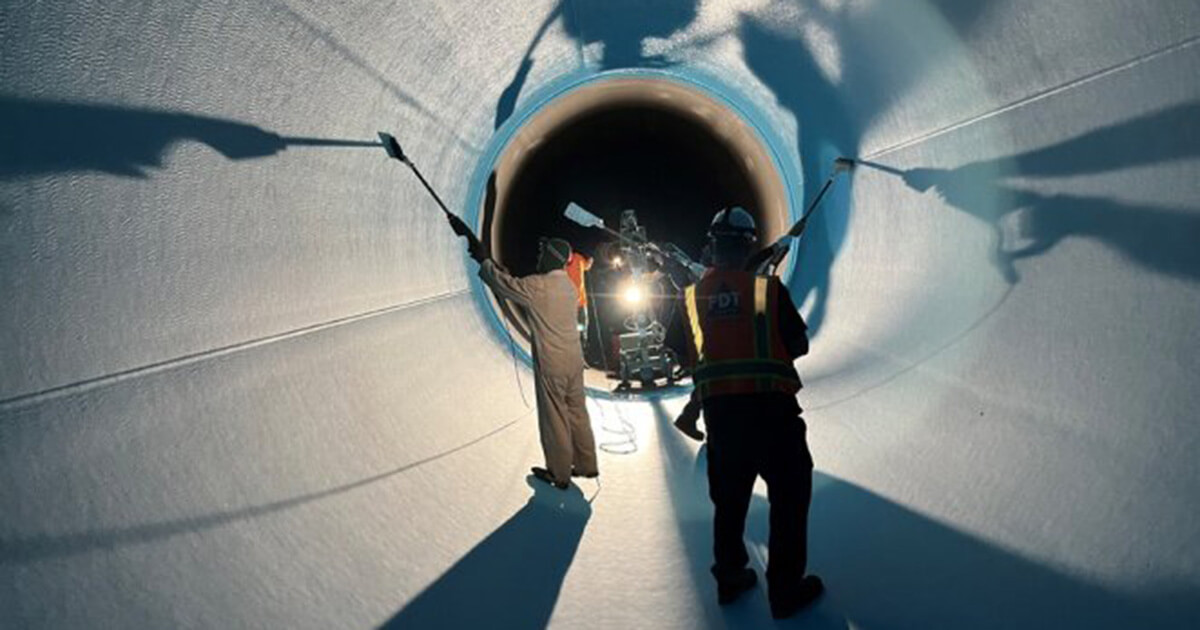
{"left": 680, "top": 206, "right": 823, "bottom": 619}
{"left": 564, "top": 250, "right": 592, "bottom": 339}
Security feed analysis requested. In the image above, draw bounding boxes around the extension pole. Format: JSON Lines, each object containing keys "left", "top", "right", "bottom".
{"left": 377, "top": 132, "right": 457, "bottom": 220}
{"left": 789, "top": 157, "right": 856, "bottom": 238}
{"left": 378, "top": 130, "right": 487, "bottom": 260}
{"left": 753, "top": 157, "right": 855, "bottom": 275}
{"left": 282, "top": 137, "right": 383, "bottom": 148}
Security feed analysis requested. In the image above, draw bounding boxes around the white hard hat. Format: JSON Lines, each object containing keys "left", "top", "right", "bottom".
{"left": 708, "top": 206, "right": 757, "bottom": 242}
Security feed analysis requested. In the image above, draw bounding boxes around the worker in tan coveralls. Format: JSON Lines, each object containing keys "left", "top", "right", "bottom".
{"left": 476, "top": 237, "right": 599, "bottom": 489}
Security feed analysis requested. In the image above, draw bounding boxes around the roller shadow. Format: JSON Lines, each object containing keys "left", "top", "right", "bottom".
{"left": 738, "top": 0, "right": 1043, "bottom": 336}
{"left": 379, "top": 476, "right": 591, "bottom": 629}
{"left": 0, "top": 96, "right": 379, "bottom": 180}
{"left": 651, "top": 399, "right": 1197, "bottom": 627}
{"left": 863, "top": 101, "right": 1200, "bottom": 283}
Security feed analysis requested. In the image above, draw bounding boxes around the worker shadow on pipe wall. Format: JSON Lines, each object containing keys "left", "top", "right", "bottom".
{"left": 379, "top": 477, "right": 591, "bottom": 629}
{"left": 0, "top": 96, "right": 378, "bottom": 181}
{"left": 736, "top": 0, "right": 1079, "bottom": 335}
{"left": 493, "top": 0, "right": 700, "bottom": 130}
{"left": 865, "top": 101, "right": 1200, "bottom": 284}
{"left": 738, "top": 11, "right": 863, "bottom": 339}
{"left": 651, "top": 398, "right": 1199, "bottom": 628}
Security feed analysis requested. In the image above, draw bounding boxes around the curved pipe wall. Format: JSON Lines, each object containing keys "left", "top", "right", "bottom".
{"left": 2, "top": 1, "right": 1198, "bottom": 627}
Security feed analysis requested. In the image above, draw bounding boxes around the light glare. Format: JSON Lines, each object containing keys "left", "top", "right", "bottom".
{"left": 622, "top": 284, "right": 644, "bottom": 306}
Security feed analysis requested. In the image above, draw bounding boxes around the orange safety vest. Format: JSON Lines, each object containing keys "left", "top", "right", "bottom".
{"left": 683, "top": 269, "right": 802, "bottom": 400}
{"left": 565, "top": 252, "right": 592, "bottom": 307}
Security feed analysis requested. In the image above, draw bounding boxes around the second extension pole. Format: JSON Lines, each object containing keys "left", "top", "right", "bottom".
{"left": 753, "top": 156, "right": 855, "bottom": 275}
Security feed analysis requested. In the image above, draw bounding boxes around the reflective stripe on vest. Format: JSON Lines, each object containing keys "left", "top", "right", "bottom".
{"left": 685, "top": 284, "right": 704, "bottom": 359}
{"left": 753, "top": 276, "right": 769, "bottom": 390}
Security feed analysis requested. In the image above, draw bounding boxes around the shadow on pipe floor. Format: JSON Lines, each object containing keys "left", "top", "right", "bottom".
{"left": 379, "top": 477, "right": 591, "bottom": 630}
{"left": 649, "top": 399, "right": 1199, "bottom": 629}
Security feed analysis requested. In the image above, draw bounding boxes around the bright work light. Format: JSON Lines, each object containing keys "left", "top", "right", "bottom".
{"left": 621, "top": 283, "right": 644, "bottom": 306}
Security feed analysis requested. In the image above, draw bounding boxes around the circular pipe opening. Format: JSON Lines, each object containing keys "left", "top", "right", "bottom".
{"left": 480, "top": 77, "right": 792, "bottom": 388}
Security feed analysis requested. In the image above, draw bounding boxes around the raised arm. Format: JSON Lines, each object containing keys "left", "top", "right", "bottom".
{"left": 775, "top": 279, "right": 809, "bottom": 359}
{"left": 478, "top": 259, "right": 538, "bottom": 307}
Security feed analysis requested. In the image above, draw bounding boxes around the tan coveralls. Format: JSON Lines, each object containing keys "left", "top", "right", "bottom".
{"left": 479, "top": 260, "right": 598, "bottom": 481}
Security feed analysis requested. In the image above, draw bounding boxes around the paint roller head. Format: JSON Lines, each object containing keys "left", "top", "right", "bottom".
{"left": 834, "top": 157, "right": 856, "bottom": 172}
{"left": 564, "top": 202, "right": 606, "bottom": 229}
{"left": 377, "top": 132, "right": 407, "bottom": 162}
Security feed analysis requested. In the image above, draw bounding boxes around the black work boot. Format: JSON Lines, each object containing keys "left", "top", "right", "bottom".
{"left": 570, "top": 467, "right": 599, "bottom": 479}
{"left": 530, "top": 467, "right": 569, "bottom": 490}
{"left": 770, "top": 574, "right": 824, "bottom": 619}
{"left": 716, "top": 568, "right": 758, "bottom": 605}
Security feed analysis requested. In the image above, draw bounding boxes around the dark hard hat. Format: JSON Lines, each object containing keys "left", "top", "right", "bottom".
{"left": 539, "top": 237, "right": 572, "bottom": 267}
{"left": 708, "top": 206, "right": 758, "bottom": 243}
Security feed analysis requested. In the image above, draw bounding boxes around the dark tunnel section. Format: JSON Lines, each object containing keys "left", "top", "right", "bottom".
{"left": 486, "top": 91, "right": 782, "bottom": 386}
{"left": 496, "top": 105, "right": 765, "bottom": 275}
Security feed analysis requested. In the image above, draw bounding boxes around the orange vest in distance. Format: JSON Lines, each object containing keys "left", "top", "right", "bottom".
{"left": 566, "top": 252, "right": 592, "bottom": 307}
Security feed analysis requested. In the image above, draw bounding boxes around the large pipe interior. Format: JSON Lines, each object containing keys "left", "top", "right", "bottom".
{"left": 1, "top": 1, "right": 1198, "bottom": 627}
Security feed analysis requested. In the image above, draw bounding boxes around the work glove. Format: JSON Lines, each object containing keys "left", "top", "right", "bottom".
{"left": 446, "top": 212, "right": 471, "bottom": 238}
{"left": 466, "top": 234, "right": 488, "bottom": 262}
{"left": 745, "top": 240, "right": 781, "bottom": 272}
{"left": 747, "top": 240, "right": 793, "bottom": 275}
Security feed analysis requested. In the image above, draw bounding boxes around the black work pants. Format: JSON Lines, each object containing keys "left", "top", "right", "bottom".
{"left": 703, "top": 392, "right": 813, "bottom": 592}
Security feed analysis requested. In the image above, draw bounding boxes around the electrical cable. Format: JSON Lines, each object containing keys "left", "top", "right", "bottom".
{"left": 594, "top": 391, "right": 639, "bottom": 455}
{"left": 500, "top": 305, "right": 532, "bottom": 409}
{"left": 586, "top": 476, "right": 602, "bottom": 504}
